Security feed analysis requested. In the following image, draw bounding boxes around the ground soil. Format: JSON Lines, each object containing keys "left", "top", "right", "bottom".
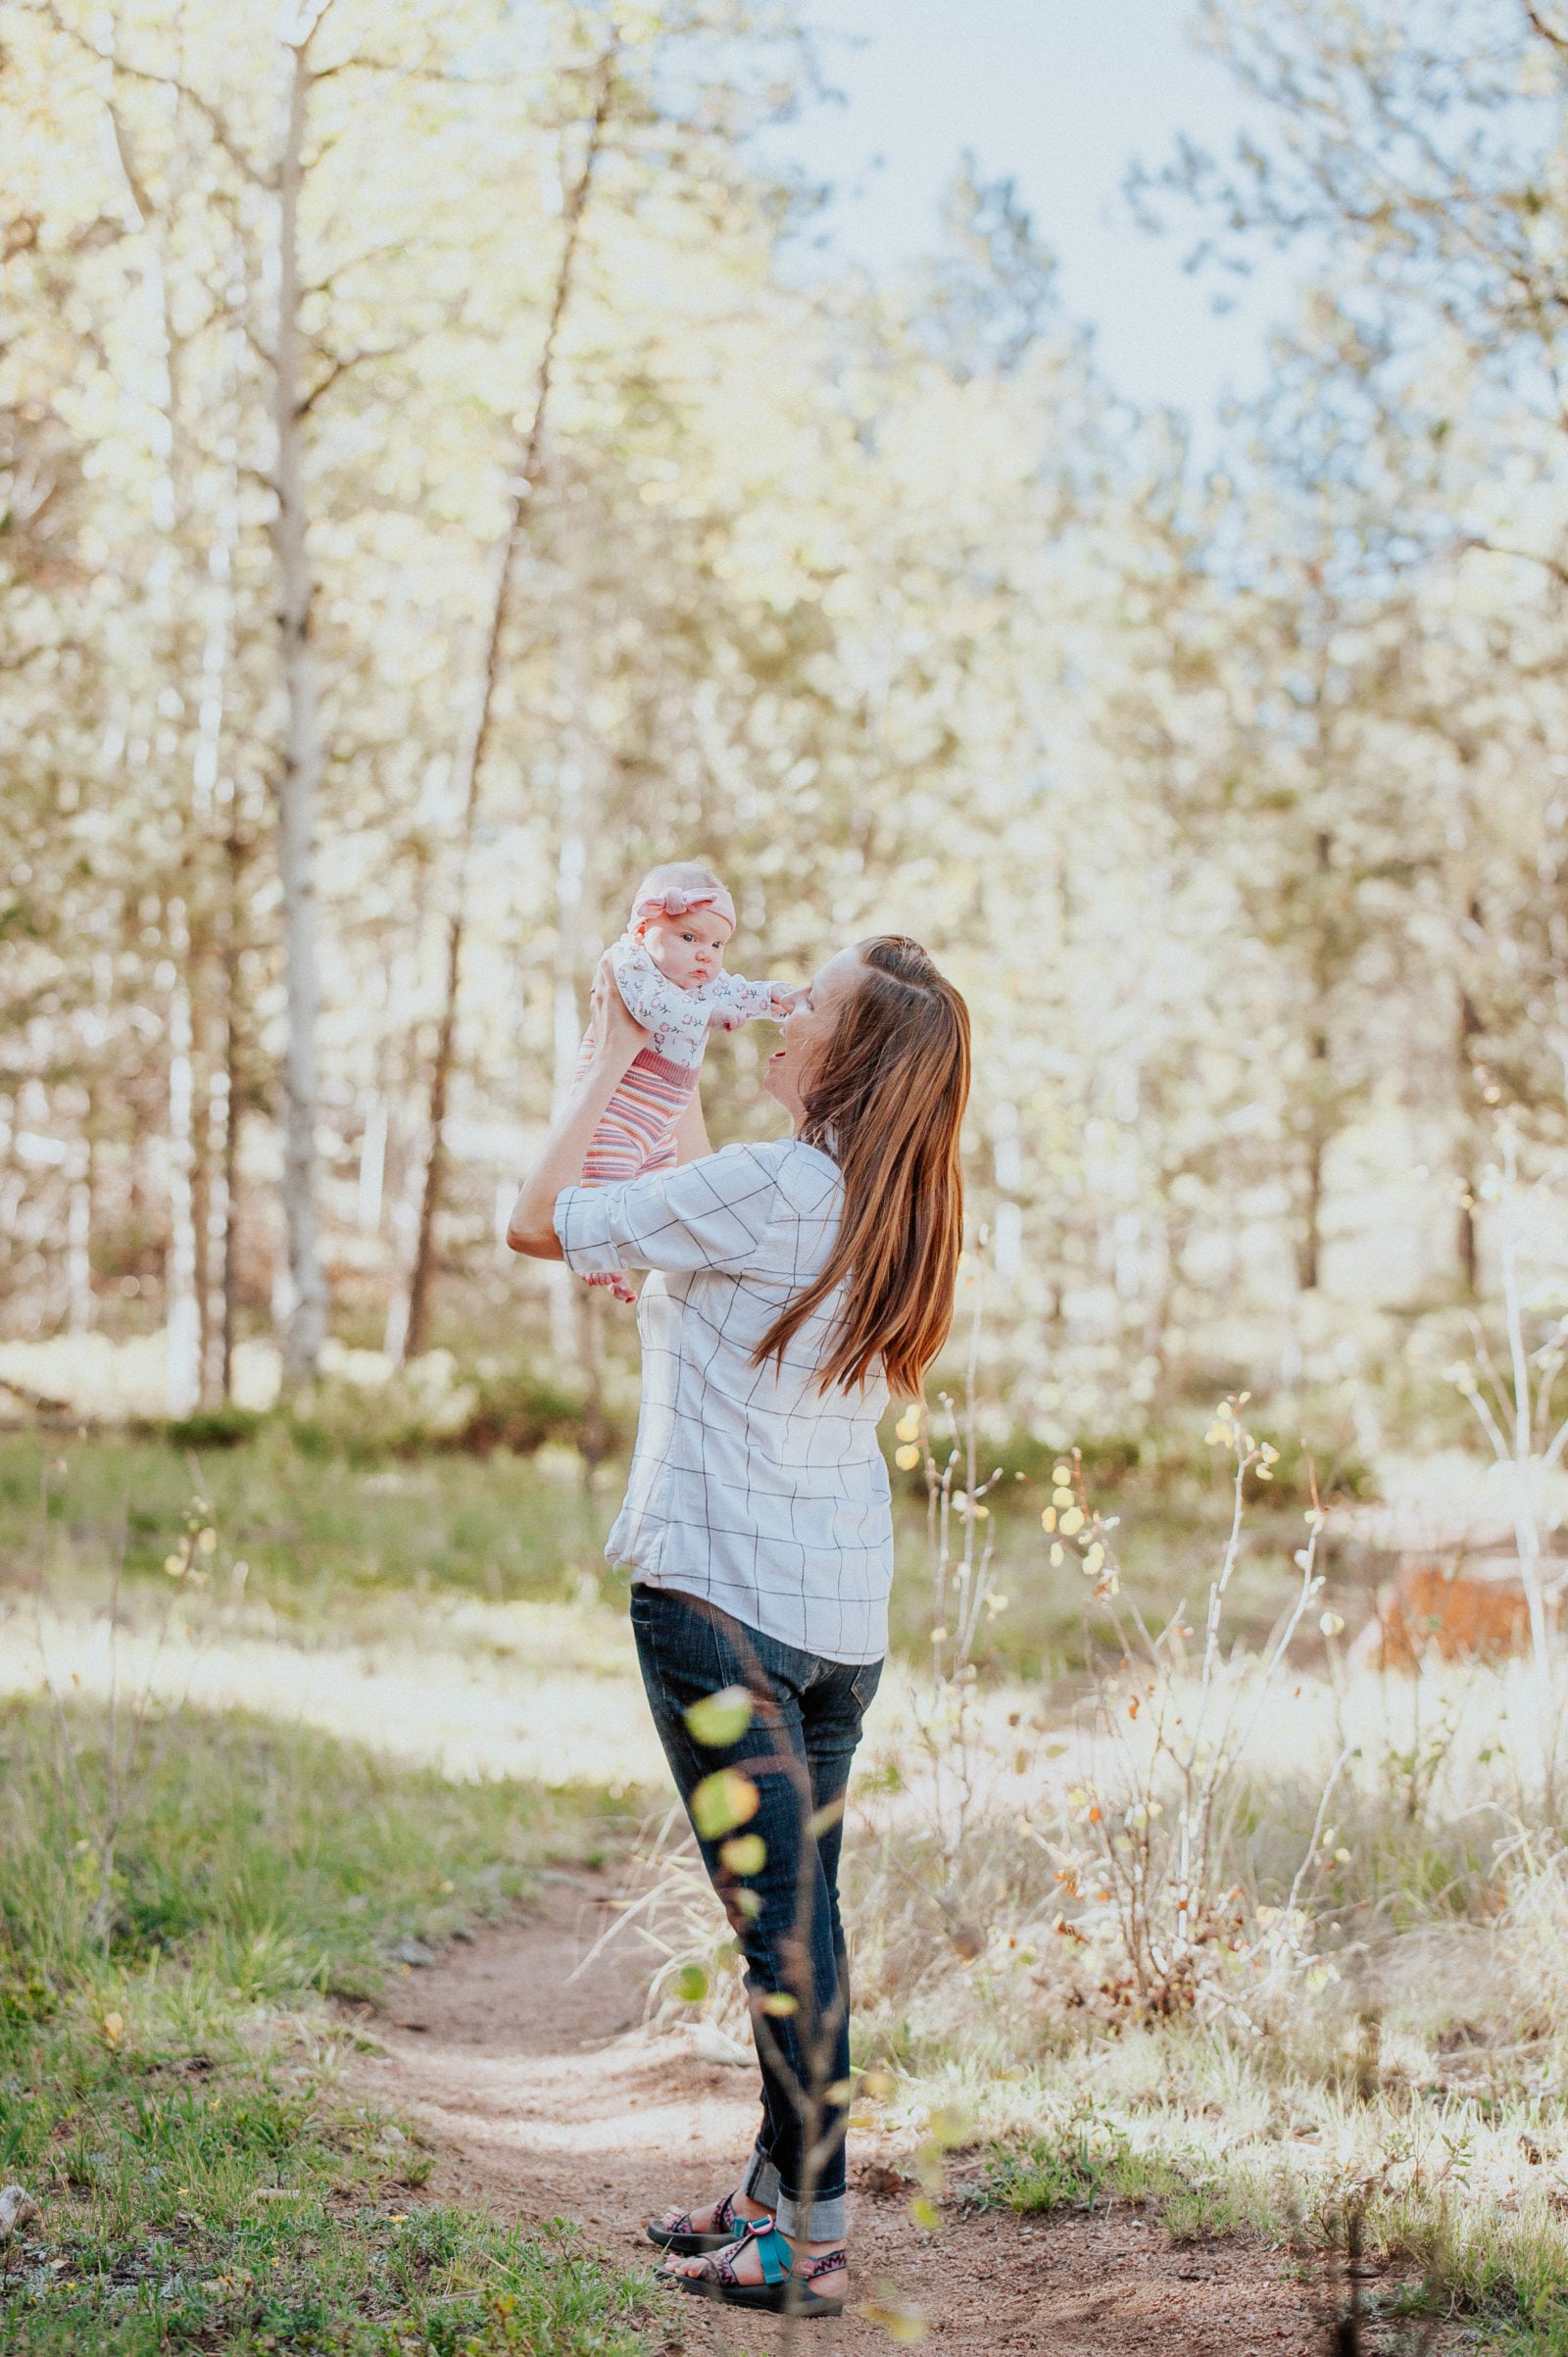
{"left": 349, "top": 1885, "right": 1450, "bottom": 2356}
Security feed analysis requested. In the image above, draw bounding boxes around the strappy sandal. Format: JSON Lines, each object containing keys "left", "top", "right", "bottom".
{"left": 661, "top": 2218, "right": 847, "bottom": 2318}
{"left": 645, "top": 2189, "right": 769, "bottom": 2256}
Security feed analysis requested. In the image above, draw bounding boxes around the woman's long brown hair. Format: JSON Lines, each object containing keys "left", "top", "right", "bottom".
{"left": 755, "top": 937, "right": 969, "bottom": 1399}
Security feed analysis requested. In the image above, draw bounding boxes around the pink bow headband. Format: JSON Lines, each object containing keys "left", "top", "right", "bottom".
{"left": 631, "top": 882, "right": 736, "bottom": 933}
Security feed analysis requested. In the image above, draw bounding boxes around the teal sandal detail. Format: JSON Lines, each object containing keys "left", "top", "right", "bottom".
{"left": 661, "top": 2218, "right": 847, "bottom": 2318}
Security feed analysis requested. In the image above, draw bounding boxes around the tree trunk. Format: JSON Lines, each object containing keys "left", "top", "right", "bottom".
{"left": 1295, "top": 828, "right": 1335, "bottom": 1296}
{"left": 66, "top": 1133, "right": 94, "bottom": 1337}
{"left": 548, "top": 710, "right": 599, "bottom": 1366}
{"left": 1456, "top": 897, "right": 1484, "bottom": 1297}
{"left": 1297, "top": 1119, "right": 1325, "bottom": 1295}
{"left": 270, "top": 24, "right": 329, "bottom": 1384}
{"left": 220, "top": 985, "right": 242, "bottom": 1403}
{"left": 397, "top": 57, "right": 615, "bottom": 1363}
{"left": 165, "top": 898, "right": 201, "bottom": 1418}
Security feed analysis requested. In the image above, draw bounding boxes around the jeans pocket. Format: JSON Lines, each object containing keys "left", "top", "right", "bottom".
{"left": 850, "top": 1658, "right": 883, "bottom": 1712}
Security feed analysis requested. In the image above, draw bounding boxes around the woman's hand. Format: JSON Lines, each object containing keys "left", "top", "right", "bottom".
{"left": 585, "top": 952, "right": 649, "bottom": 1081}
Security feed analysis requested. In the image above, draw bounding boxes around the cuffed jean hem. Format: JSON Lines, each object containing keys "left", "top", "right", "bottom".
{"left": 745, "top": 2151, "right": 847, "bottom": 2242}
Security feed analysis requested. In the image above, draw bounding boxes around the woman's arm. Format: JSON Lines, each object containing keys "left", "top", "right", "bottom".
{"left": 506, "top": 958, "right": 648, "bottom": 1259}
{"left": 672, "top": 1088, "right": 712, "bottom": 1166}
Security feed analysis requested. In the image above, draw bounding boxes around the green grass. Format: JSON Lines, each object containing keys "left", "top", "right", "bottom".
{"left": 1, "top": 1404, "right": 1360, "bottom": 1676}
{"left": 0, "top": 1431, "right": 611, "bottom": 1613}
{"left": 0, "top": 1698, "right": 658, "bottom": 2354}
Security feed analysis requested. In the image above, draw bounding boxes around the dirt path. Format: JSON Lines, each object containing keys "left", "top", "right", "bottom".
{"left": 346, "top": 1886, "right": 1384, "bottom": 2355}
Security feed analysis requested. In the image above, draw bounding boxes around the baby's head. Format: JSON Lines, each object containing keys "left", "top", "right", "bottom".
{"left": 629, "top": 861, "right": 735, "bottom": 992}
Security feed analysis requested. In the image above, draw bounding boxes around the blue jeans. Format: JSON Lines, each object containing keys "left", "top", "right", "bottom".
{"left": 629, "top": 1583, "right": 882, "bottom": 2242}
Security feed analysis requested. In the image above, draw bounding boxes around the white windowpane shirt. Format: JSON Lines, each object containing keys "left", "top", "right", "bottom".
{"left": 554, "top": 1138, "right": 893, "bottom": 1664}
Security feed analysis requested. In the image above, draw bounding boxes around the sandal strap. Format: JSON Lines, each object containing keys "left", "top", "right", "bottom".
{"left": 749, "top": 2224, "right": 793, "bottom": 2285}
{"left": 801, "top": 2248, "right": 847, "bottom": 2283}
{"left": 685, "top": 2219, "right": 784, "bottom": 2289}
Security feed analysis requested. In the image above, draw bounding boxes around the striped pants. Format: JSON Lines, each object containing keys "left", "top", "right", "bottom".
{"left": 572, "top": 1039, "right": 699, "bottom": 1301}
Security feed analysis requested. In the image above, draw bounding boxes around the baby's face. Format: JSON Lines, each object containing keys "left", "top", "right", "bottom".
{"left": 639, "top": 905, "right": 733, "bottom": 991}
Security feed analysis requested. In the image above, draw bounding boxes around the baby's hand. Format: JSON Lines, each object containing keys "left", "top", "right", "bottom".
{"left": 769, "top": 984, "right": 802, "bottom": 1016}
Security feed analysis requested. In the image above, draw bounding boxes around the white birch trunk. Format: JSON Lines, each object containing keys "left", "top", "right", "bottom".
{"left": 165, "top": 899, "right": 201, "bottom": 1419}
{"left": 358, "top": 1096, "right": 387, "bottom": 1233}
{"left": 270, "top": 24, "right": 330, "bottom": 1383}
{"left": 67, "top": 1141, "right": 94, "bottom": 1336}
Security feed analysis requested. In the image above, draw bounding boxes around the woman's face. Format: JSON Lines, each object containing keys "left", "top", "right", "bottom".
{"left": 764, "top": 946, "right": 863, "bottom": 1129}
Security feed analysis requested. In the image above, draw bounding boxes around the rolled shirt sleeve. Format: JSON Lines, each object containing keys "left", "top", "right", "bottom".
{"left": 554, "top": 1142, "right": 783, "bottom": 1278}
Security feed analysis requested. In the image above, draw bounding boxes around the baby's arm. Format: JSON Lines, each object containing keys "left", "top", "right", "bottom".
{"left": 701, "top": 972, "right": 797, "bottom": 1033}
{"left": 609, "top": 939, "right": 685, "bottom": 1032}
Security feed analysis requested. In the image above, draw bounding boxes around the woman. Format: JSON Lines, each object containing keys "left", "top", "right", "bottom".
{"left": 508, "top": 935, "right": 969, "bottom": 2318}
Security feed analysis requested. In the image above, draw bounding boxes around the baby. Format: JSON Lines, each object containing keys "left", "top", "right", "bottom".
{"left": 572, "top": 860, "right": 793, "bottom": 1302}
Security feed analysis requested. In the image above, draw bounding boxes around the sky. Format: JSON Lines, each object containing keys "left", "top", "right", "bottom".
{"left": 763, "top": 0, "right": 1302, "bottom": 436}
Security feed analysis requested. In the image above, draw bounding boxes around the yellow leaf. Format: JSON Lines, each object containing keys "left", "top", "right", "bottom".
{"left": 760, "top": 1990, "right": 798, "bottom": 2017}
{"left": 101, "top": 2012, "right": 123, "bottom": 2047}
{"left": 895, "top": 1444, "right": 921, "bottom": 1471}
{"left": 719, "top": 1834, "right": 766, "bottom": 1877}
{"left": 1052, "top": 1464, "right": 1072, "bottom": 1485}
{"left": 684, "top": 1687, "right": 754, "bottom": 1748}
{"left": 163, "top": 1554, "right": 185, "bottom": 1577}
{"left": 908, "top": 2193, "right": 942, "bottom": 2232}
{"left": 1059, "top": 1506, "right": 1085, "bottom": 1536}
{"left": 1052, "top": 1486, "right": 1074, "bottom": 1508}
{"left": 1041, "top": 1505, "right": 1057, "bottom": 1532}
{"left": 896, "top": 1408, "right": 921, "bottom": 1443}
{"left": 691, "top": 1769, "right": 760, "bottom": 1841}
{"left": 858, "top": 2289, "right": 929, "bottom": 2342}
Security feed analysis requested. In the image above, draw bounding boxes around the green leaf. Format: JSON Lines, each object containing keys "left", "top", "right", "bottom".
{"left": 684, "top": 1686, "right": 754, "bottom": 1747}
{"left": 691, "top": 1768, "right": 760, "bottom": 1841}
{"left": 674, "top": 1965, "right": 709, "bottom": 2003}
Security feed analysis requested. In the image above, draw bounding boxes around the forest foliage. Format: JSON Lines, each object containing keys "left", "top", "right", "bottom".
{"left": 4, "top": 0, "right": 1568, "bottom": 1442}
